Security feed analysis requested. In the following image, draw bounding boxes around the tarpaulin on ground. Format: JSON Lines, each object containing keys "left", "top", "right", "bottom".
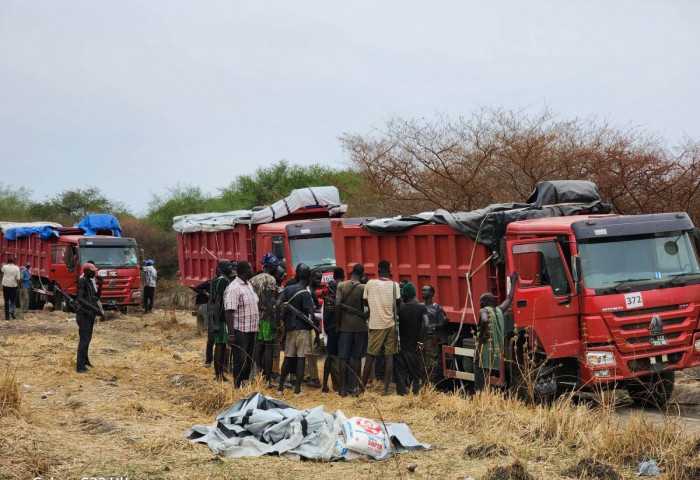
{"left": 75, "top": 214, "right": 122, "bottom": 237}
{"left": 183, "top": 392, "right": 433, "bottom": 461}
{"left": 172, "top": 186, "right": 348, "bottom": 234}
{"left": 0, "top": 222, "right": 62, "bottom": 240}
{"left": 362, "top": 180, "right": 612, "bottom": 262}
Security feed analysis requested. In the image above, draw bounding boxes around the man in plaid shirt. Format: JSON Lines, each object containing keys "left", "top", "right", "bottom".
{"left": 224, "top": 261, "right": 259, "bottom": 388}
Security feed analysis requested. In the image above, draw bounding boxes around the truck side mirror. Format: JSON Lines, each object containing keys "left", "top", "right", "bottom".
{"left": 572, "top": 255, "right": 582, "bottom": 295}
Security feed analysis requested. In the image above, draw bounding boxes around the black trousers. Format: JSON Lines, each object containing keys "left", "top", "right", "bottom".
{"left": 143, "top": 286, "right": 155, "bottom": 312}
{"left": 3, "top": 286, "right": 17, "bottom": 319}
{"left": 394, "top": 349, "right": 422, "bottom": 395}
{"left": 205, "top": 327, "right": 215, "bottom": 364}
{"left": 232, "top": 330, "right": 256, "bottom": 388}
{"left": 76, "top": 311, "right": 95, "bottom": 370}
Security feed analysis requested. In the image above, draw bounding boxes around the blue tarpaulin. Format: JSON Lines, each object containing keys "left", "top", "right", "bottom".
{"left": 75, "top": 214, "right": 122, "bottom": 237}
{"left": 3, "top": 225, "right": 59, "bottom": 241}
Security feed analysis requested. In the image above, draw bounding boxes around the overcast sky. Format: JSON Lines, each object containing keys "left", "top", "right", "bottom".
{"left": 1, "top": 0, "right": 698, "bottom": 215}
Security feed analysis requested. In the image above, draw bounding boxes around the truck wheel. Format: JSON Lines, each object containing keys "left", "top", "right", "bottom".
{"left": 55, "top": 293, "right": 72, "bottom": 313}
{"left": 196, "top": 304, "right": 209, "bottom": 332}
{"left": 627, "top": 371, "right": 675, "bottom": 409}
{"left": 509, "top": 345, "right": 557, "bottom": 405}
{"left": 28, "top": 290, "right": 45, "bottom": 311}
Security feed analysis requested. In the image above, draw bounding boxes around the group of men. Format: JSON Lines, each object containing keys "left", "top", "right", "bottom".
{"left": 1, "top": 256, "right": 33, "bottom": 320}
{"left": 198, "top": 255, "right": 496, "bottom": 397}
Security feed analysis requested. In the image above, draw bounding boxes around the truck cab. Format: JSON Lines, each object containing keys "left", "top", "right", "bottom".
{"left": 505, "top": 212, "right": 700, "bottom": 403}
{"left": 47, "top": 233, "right": 142, "bottom": 311}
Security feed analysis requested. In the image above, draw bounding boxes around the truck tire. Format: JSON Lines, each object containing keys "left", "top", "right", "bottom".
{"left": 627, "top": 371, "right": 675, "bottom": 409}
{"left": 28, "top": 290, "right": 45, "bottom": 311}
{"left": 54, "top": 291, "right": 73, "bottom": 313}
{"left": 509, "top": 340, "right": 557, "bottom": 405}
{"left": 196, "top": 304, "right": 209, "bottom": 332}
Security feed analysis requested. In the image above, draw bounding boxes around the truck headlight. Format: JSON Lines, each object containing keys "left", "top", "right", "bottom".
{"left": 586, "top": 351, "right": 615, "bottom": 367}
{"left": 694, "top": 339, "right": 700, "bottom": 352}
{"left": 131, "top": 290, "right": 141, "bottom": 298}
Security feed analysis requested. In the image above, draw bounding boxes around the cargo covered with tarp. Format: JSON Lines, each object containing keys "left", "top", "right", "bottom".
{"left": 75, "top": 214, "right": 122, "bottom": 237}
{"left": 362, "top": 180, "right": 612, "bottom": 261}
{"left": 0, "top": 222, "right": 62, "bottom": 241}
{"left": 172, "top": 186, "right": 347, "bottom": 234}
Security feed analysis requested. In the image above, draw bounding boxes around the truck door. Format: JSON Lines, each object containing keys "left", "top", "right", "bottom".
{"left": 50, "top": 244, "right": 77, "bottom": 291}
{"left": 271, "top": 235, "right": 287, "bottom": 272}
{"left": 506, "top": 238, "right": 580, "bottom": 358}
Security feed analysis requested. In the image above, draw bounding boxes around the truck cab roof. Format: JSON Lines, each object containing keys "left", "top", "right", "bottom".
{"left": 506, "top": 212, "right": 693, "bottom": 238}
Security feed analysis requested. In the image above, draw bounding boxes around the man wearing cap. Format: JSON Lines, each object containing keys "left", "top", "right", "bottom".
{"left": 394, "top": 282, "right": 429, "bottom": 395}
{"left": 142, "top": 259, "right": 157, "bottom": 313}
{"left": 251, "top": 253, "right": 279, "bottom": 387}
{"left": 19, "top": 263, "right": 32, "bottom": 316}
{"left": 76, "top": 263, "right": 102, "bottom": 372}
{"left": 2, "top": 257, "right": 21, "bottom": 320}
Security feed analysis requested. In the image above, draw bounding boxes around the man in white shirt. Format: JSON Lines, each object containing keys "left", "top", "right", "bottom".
{"left": 361, "top": 259, "right": 401, "bottom": 395}
{"left": 2, "top": 257, "right": 21, "bottom": 320}
{"left": 142, "top": 259, "right": 157, "bottom": 313}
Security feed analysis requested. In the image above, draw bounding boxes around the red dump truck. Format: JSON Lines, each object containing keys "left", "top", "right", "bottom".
{"left": 0, "top": 216, "right": 142, "bottom": 312}
{"left": 174, "top": 186, "right": 372, "bottom": 325}
{"left": 174, "top": 187, "right": 360, "bottom": 288}
{"left": 331, "top": 182, "right": 700, "bottom": 405}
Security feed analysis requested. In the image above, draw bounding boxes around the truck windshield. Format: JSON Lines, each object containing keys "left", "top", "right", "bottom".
{"left": 578, "top": 231, "right": 700, "bottom": 292}
{"left": 80, "top": 246, "right": 139, "bottom": 268}
{"left": 288, "top": 235, "right": 336, "bottom": 269}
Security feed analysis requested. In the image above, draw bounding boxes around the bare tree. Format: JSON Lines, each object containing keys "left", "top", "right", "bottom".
{"left": 340, "top": 107, "right": 700, "bottom": 225}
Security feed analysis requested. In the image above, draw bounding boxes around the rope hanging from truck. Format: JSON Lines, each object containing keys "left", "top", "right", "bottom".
{"left": 451, "top": 214, "right": 493, "bottom": 347}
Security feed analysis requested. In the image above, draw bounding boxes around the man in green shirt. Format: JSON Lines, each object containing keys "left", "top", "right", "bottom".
{"left": 475, "top": 271, "right": 518, "bottom": 391}
{"left": 335, "top": 264, "right": 367, "bottom": 397}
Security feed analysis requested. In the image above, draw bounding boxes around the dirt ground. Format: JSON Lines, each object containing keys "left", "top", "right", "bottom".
{"left": 1, "top": 307, "right": 700, "bottom": 480}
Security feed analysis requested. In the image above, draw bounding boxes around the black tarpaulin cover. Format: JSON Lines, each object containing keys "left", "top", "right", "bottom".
{"left": 362, "top": 181, "right": 612, "bottom": 261}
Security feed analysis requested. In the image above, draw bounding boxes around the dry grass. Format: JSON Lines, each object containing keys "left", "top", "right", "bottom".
{"left": 1, "top": 307, "right": 699, "bottom": 479}
{"left": 0, "top": 360, "right": 22, "bottom": 417}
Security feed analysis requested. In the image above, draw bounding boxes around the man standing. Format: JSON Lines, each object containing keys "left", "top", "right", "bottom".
{"left": 394, "top": 282, "right": 429, "bottom": 395}
{"left": 361, "top": 260, "right": 401, "bottom": 395}
{"left": 336, "top": 264, "right": 367, "bottom": 397}
{"left": 19, "top": 263, "right": 32, "bottom": 315}
{"left": 251, "top": 253, "right": 279, "bottom": 388}
{"left": 211, "top": 259, "right": 233, "bottom": 381}
{"left": 76, "top": 263, "right": 102, "bottom": 372}
{"left": 305, "top": 270, "right": 323, "bottom": 389}
{"left": 421, "top": 285, "right": 448, "bottom": 384}
{"left": 321, "top": 267, "right": 344, "bottom": 393}
{"left": 142, "top": 259, "right": 157, "bottom": 313}
{"left": 276, "top": 268, "right": 315, "bottom": 396}
{"left": 475, "top": 271, "right": 518, "bottom": 391}
{"left": 224, "top": 261, "right": 259, "bottom": 388}
{"left": 2, "top": 257, "right": 21, "bottom": 320}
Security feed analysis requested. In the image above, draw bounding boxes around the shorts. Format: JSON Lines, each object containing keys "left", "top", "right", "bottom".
{"left": 213, "top": 321, "right": 228, "bottom": 345}
{"left": 338, "top": 331, "right": 368, "bottom": 359}
{"left": 284, "top": 329, "right": 312, "bottom": 358}
{"left": 368, "top": 327, "right": 398, "bottom": 356}
{"left": 258, "top": 320, "right": 276, "bottom": 341}
{"left": 325, "top": 328, "right": 340, "bottom": 358}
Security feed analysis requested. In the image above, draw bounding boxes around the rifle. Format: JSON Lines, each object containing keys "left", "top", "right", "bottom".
{"left": 282, "top": 297, "right": 321, "bottom": 334}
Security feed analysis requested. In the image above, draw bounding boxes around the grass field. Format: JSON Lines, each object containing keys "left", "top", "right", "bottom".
{"left": 1, "top": 307, "right": 699, "bottom": 480}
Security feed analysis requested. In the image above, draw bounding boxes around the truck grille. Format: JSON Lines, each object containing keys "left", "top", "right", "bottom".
{"left": 613, "top": 305, "right": 680, "bottom": 318}
{"left": 606, "top": 307, "right": 695, "bottom": 354}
